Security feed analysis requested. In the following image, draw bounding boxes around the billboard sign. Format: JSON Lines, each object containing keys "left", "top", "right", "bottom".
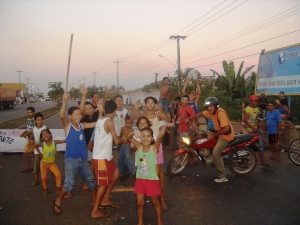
{"left": 256, "top": 43, "right": 300, "bottom": 95}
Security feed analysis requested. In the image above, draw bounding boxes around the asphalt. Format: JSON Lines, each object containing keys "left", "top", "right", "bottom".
{"left": 0, "top": 102, "right": 300, "bottom": 225}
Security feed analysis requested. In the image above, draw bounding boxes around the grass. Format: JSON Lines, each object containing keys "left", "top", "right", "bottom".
{"left": 0, "top": 104, "right": 62, "bottom": 129}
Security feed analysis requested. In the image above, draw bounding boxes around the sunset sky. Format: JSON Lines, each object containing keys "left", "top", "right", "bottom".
{"left": 0, "top": 0, "right": 299, "bottom": 94}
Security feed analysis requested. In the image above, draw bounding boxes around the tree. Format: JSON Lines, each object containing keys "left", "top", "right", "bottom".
{"left": 212, "top": 60, "right": 255, "bottom": 100}
{"left": 47, "top": 82, "right": 64, "bottom": 103}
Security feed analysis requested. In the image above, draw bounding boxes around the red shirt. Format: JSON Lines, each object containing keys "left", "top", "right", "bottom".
{"left": 177, "top": 105, "right": 195, "bottom": 132}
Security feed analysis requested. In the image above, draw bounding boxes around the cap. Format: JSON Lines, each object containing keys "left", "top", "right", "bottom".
{"left": 249, "top": 95, "right": 259, "bottom": 101}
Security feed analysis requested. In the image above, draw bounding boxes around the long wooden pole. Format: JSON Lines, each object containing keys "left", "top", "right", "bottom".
{"left": 65, "top": 34, "right": 73, "bottom": 91}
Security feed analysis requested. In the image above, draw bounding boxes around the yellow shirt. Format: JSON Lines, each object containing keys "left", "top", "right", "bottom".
{"left": 242, "top": 106, "right": 260, "bottom": 133}
{"left": 41, "top": 141, "right": 56, "bottom": 164}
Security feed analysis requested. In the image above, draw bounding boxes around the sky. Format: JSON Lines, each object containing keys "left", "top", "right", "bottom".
{"left": 0, "top": 0, "right": 299, "bottom": 95}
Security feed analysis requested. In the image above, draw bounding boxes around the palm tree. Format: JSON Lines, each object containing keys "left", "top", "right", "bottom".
{"left": 48, "top": 82, "right": 64, "bottom": 103}
{"left": 211, "top": 60, "right": 254, "bottom": 100}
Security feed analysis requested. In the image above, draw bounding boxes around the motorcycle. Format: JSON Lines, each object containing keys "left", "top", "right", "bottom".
{"left": 167, "top": 127, "right": 258, "bottom": 176}
{"left": 288, "top": 138, "right": 300, "bottom": 166}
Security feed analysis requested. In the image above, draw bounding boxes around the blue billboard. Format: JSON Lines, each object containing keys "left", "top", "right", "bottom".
{"left": 256, "top": 43, "right": 300, "bottom": 95}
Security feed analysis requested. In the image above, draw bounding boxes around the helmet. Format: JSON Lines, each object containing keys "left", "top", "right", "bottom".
{"left": 204, "top": 97, "right": 219, "bottom": 114}
{"left": 249, "top": 95, "right": 259, "bottom": 101}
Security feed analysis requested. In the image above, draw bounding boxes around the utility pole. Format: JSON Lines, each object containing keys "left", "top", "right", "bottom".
{"left": 77, "top": 80, "right": 80, "bottom": 87}
{"left": 113, "top": 61, "right": 122, "bottom": 93}
{"left": 92, "top": 72, "right": 98, "bottom": 89}
{"left": 169, "top": 35, "right": 186, "bottom": 94}
{"left": 83, "top": 77, "right": 87, "bottom": 87}
{"left": 16, "top": 70, "right": 23, "bottom": 96}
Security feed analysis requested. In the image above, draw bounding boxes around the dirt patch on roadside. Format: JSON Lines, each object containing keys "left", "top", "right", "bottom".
{"left": 0, "top": 105, "right": 61, "bottom": 129}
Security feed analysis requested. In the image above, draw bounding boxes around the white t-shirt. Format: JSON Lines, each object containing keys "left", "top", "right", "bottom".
{"left": 113, "top": 108, "right": 128, "bottom": 136}
{"left": 33, "top": 125, "right": 46, "bottom": 154}
{"left": 92, "top": 117, "right": 113, "bottom": 160}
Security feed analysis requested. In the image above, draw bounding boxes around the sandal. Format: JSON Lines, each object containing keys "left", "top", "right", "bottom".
{"left": 52, "top": 200, "right": 61, "bottom": 214}
{"left": 64, "top": 193, "right": 72, "bottom": 199}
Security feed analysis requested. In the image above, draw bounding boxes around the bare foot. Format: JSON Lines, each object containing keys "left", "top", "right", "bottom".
{"left": 161, "top": 200, "right": 168, "bottom": 211}
{"left": 91, "top": 210, "right": 109, "bottom": 219}
{"left": 31, "top": 180, "right": 39, "bottom": 186}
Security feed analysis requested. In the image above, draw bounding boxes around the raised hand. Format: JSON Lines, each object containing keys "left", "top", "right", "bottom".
{"left": 134, "top": 99, "right": 141, "bottom": 109}
{"left": 79, "top": 84, "right": 88, "bottom": 97}
{"left": 62, "top": 92, "right": 69, "bottom": 102}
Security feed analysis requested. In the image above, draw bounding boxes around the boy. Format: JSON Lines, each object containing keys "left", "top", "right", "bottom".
{"left": 182, "top": 76, "right": 201, "bottom": 114}
{"left": 20, "top": 107, "right": 35, "bottom": 173}
{"left": 118, "top": 116, "right": 135, "bottom": 179}
{"left": 91, "top": 100, "right": 121, "bottom": 219}
{"left": 30, "top": 112, "right": 48, "bottom": 186}
{"left": 53, "top": 86, "right": 99, "bottom": 215}
{"left": 113, "top": 95, "right": 128, "bottom": 149}
{"left": 155, "top": 73, "right": 169, "bottom": 113}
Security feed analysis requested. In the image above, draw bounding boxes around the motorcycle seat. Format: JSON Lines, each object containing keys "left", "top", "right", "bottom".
{"left": 227, "top": 134, "right": 252, "bottom": 147}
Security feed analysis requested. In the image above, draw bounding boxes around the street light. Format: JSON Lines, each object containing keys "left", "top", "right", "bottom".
{"left": 159, "top": 55, "right": 176, "bottom": 68}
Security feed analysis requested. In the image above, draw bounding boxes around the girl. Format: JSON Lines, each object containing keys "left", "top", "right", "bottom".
{"left": 130, "top": 97, "right": 169, "bottom": 211}
{"left": 127, "top": 126, "right": 168, "bottom": 225}
{"left": 34, "top": 129, "right": 65, "bottom": 196}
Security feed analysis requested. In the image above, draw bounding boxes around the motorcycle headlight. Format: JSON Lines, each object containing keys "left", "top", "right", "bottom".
{"left": 182, "top": 136, "right": 190, "bottom": 145}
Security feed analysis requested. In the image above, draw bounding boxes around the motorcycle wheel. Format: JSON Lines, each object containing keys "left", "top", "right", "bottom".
{"left": 228, "top": 148, "right": 257, "bottom": 175}
{"left": 288, "top": 138, "right": 300, "bottom": 166}
{"left": 167, "top": 153, "right": 189, "bottom": 176}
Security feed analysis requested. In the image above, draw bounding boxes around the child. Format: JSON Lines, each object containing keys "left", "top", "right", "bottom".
{"left": 31, "top": 112, "right": 48, "bottom": 186}
{"left": 168, "top": 96, "right": 181, "bottom": 123}
{"left": 34, "top": 129, "right": 65, "bottom": 195}
{"left": 91, "top": 100, "right": 121, "bottom": 219}
{"left": 182, "top": 76, "right": 201, "bottom": 115}
{"left": 127, "top": 126, "right": 168, "bottom": 225}
{"left": 20, "top": 107, "right": 35, "bottom": 173}
{"left": 130, "top": 96, "right": 170, "bottom": 211}
{"left": 53, "top": 88, "right": 99, "bottom": 215}
{"left": 118, "top": 116, "right": 135, "bottom": 179}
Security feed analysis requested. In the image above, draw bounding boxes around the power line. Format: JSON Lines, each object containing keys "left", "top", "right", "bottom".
{"left": 182, "top": 29, "right": 299, "bottom": 66}
{"left": 182, "top": 4, "right": 300, "bottom": 60}
{"left": 115, "top": 1, "right": 239, "bottom": 62}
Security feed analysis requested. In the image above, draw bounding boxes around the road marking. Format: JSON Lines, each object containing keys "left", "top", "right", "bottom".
{"left": 112, "top": 186, "right": 134, "bottom": 192}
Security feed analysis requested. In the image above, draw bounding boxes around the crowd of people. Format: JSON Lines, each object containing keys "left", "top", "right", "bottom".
{"left": 14, "top": 74, "right": 289, "bottom": 224}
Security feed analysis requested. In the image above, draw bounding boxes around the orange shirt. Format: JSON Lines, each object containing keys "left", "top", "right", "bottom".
{"left": 203, "top": 107, "right": 234, "bottom": 141}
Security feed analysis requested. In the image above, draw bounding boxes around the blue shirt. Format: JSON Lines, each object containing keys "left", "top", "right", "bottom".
{"left": 266, "top": 110, "right": 282, "bottom": 134}
{"left": 65, "top": 123, "right": 88, "bottom": 158}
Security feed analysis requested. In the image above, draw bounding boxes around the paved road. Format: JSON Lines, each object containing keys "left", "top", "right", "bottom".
{"left": 0, "top": 104, "right": 299, "bottom": 224}
{"left": 0, "top": 101, "right": 56, "bottom": 123}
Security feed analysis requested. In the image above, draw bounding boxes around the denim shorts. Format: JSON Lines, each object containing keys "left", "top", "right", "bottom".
{"left": 63, "top": 158, "right": 97, "bottom": 193}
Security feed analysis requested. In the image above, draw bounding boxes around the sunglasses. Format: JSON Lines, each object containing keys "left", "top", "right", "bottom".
{"left": 267, "top": 105, "right": 274, "bottom": 106}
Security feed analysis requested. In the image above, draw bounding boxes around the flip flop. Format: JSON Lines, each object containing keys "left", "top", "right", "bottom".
{"left": 100, "top": 203, "right": 119, "bottom": 208}
{"left": 64, "top": 193, "right": 72, "bottom": 199}
{"left": 53, "top": 200, "right": 61, "bottom": 214}
{"left": 269, "top": 157, "right": 276, "bottom": 160}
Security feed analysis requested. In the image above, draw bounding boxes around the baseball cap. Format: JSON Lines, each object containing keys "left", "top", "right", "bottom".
{"left": 249, "top": 95, "right": 259, "bottom": 101}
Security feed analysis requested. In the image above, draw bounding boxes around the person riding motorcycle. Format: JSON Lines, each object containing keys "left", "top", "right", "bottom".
{"left": 185, "top": 97, "right": 234, "bottom": 183}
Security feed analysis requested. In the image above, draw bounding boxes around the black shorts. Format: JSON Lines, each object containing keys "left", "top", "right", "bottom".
{"left": 268, "top": 134, "right": 278, "bottom": 144}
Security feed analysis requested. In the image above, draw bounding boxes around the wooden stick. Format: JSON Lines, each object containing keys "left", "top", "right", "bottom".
{"left": 65, "top": 34, "right": 73, "bottom": 92}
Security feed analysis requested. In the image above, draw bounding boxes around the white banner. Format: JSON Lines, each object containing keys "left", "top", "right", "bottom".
{"left": 0, "top": 129, "right": 66, "bottom": 153}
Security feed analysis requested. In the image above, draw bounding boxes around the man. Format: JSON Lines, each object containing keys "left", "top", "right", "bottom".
{"left": 278, "top": 91, "right": 288, "bottom": 107}
{"left": 155, "top": 73, "right": 169, "bottom": 113}
{"left": 258, "top": 93, "right": 267, "bottom": 118}
{"left": 90, "top": 92, "right": 100, "bottom": 119}
{"left": 242, "top": 95, "right": 269, "bottom": 168}
{"left": 185, "top": 97, "right": 234, "bottom": 183}
{"left": 266, "top": 102, "right": 282, "bottom": 161}
{"left": 177, "top": 95, "right": 196, "bottom": 163}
